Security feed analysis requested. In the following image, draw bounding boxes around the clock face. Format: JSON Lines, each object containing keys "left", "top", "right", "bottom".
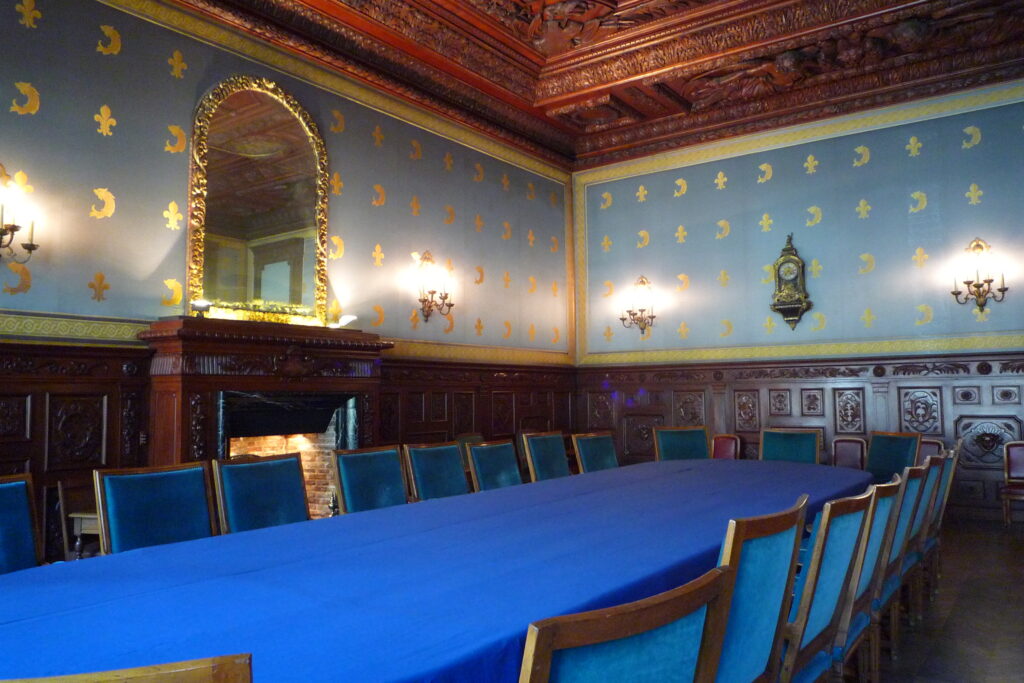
{"left": 779, "top": 261, "right": 799, "bottom": 281}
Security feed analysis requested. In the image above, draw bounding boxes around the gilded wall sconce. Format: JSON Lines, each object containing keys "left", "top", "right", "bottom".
{"left": 620, "top": 275, "right": 656, "bottom": 334}
{"left": 0, "top": 181, "right": 40, "bottom": 264}
{"left": 415, "top": 250, "right": 453, "bottom": 322}
{"left": 951, "top": 238, "right": 1008, "bottom": 312}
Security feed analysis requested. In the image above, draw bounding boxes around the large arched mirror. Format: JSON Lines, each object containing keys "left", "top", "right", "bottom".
{"left": 187, "top": 76, "right": 328, "bottom": 325}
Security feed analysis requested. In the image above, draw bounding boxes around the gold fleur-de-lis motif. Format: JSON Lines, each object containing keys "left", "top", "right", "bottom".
{"left": 527, "top": 229, "right": 535, "bottom": 247}
{"left": 474, "top": 214, "right": 484, "bottom": 232}
{"left": 635, "top": 185, "right": 647, "bottom": 202}
{"left": 443, "top": 152, "right": 453, "bottom": 171}
{"left": 94, "top": 105, "right": 117, "bottom": 136}
{"left": 409, "top": 307, "right": 420, "bottom": 330}
{"left": 763, "top": 316, "right": 776, "bottom": 334}
{"left": 164, "top": 125, "right": 186, "bottom": 153}
{"left": 759, "top": 213, "right": 773, "bottom": 232}
{"left": 526, "top": 182, "right": 535, "bottom": 200}
{"left": 331, "top": 172, "right": 343, "bottom": 195}
{"left": 168, "top": 50, "right": 187, "bottom": 79}
{"left": 16, "top": 0, "right": 41, "bottom": 28}
{"left": 97, "top": 26, "right": 121, "bottom": 55}
{"left": 501, "top": 221, "right": 512, "bottom": 240}
{"left": 972, "top": 307, "right": 990, "bottom": 322}
{"left": 804, "top": 155, "right": 819, "bottom": 174}
{"left": 675, "top": 225, "right": 687, "bottom": 243}
{"left": 409, "top": 195, "right": 421, "bottom": 216}
{"left": 549, "top": 190, "right": 559, "bottom": 207}
{"left": 371, "top": 243, "right": 384, "bottom": 266}
{"left": 528, "top": 324, "right": 536, "bottom": 341}
{"left": 163, "top": 201, "right": 182, "bottom": 230}
{"left": 855, "top": 199, "right": 871, "bottom": 219}
{"left": 372, "top": 125, "right": 384, "bottom": 147}
{"left": 527, "top": 276, "right": 537, "bottom": 293}
{"left": 409, "top": 139, "right": 422, "bottom": 160}
{"left": 717, "top": 270, "right": 729, "bottom": 287}
{"left": 500, "top": 173, "right": 510, "bottom": 191}
{"left": 601, "top": 235, "right": 612, "bottom": 252}
{"left": 503, "top": 271, "right": 511, "bottom": 288}
{"left": 551, "top": 281, "right": 558, "bottom": 297}
{"left": 912, "top": 247, "right": 929, "bottom": 268}
{"left": 446, "top": 258, "right": 455, "bottom": 274}
{"left": 603, "top": 326, "right": 613, "bottom": 341}
{"left": 965, "top": 183, "right": 983, "bottom": 205}
{"left": 326, "top": 110, "right": 344, "bottom": 133}
{"left": 860, "top": 309, "right": 877, "bottom": 328}
{"left": 713, "top": 171, "right": 728, "bottom": 190}
{"left": 677, "top": 322, "right": 689, "bottom": 339}
{"left": 88, "top": 272, "right": 110, "bottom": 301}
{"left": 906, "top": 136, "right": 922, "bottom": 156}
{"left": 810, "top": 259, "right": 823, "bottom": 278}
{"left": 474, "top": 318, "right": 483, "bottom": 336}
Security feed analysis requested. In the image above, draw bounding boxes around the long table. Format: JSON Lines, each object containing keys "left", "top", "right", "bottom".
{"left": 0, "top": 459, "right": 871, "bottom": 681}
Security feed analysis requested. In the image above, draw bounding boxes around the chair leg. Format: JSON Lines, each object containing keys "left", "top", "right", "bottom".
{"left": 909, "top": 569, "right": 924, "bottom": 625}
{"left": 857, "top": 642, "right": 871, "bottom": 683}
{"left": 888, "top": 599, "right": 901, "bottom": 660}
{"left": 1005, "top": 497, "right": 1012, "bottom": 526}
{"left": 869, "top": 621, "right": 882, "bottom": 682}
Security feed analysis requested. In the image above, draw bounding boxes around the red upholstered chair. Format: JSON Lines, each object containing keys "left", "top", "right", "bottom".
{"left": 832, "top": 437, "right": 866, "bottom": 470}
{"left": 712, "top": 433, "right": 741, "bottom": 460}
{"left": 1001, "top": 441, "right": 1024, "bottom": 526}
{"left": 915, "top": 438, "right": 944, "bottom": 466}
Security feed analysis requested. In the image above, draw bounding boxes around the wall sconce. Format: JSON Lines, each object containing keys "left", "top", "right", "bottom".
{"left": 620, "top": 275, "right": 656, "bottom": 334}
{"left": 0, "top": 182, "right": 40, "bottom": 265}
{"left": 951, "top": 238, "right": 1008, "bottom": 312}
{"left": 415, "top": 250, "right": 453, "bottom": 322}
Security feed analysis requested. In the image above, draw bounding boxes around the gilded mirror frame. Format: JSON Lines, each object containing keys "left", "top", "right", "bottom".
{"left": 187, "top": 75, "right": 328, "bottom": 325}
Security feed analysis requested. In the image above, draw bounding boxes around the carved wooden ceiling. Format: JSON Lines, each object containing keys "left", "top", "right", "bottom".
{"left": 175, "top": 0, "right": 1024, "bottom": 168}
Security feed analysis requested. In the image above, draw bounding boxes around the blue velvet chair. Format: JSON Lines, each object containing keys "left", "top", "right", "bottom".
{"left": 715, "top": 494, "right": 808, "bottom": 683}
{"left": 403, "top": 442, "right": 470, "bottom": 501}
{"left": 93, "top": 462, "right": 217, "bottom": 554}
{"left": 923, "top": 446, "right": 960, "bottom": 594}
{"left": 865, "top": 431, "right": 921, "bottom": 484}
{"left": 331, "top": 446, "right": 408, "bottom": 513}
{"left": 571, "top": 432, "right": 620, "bottom": 473}
{"left": 519, "top": 565, "right": 736, "bottom": 682}
{"left": 831, "top": 476, "right": 901, "bottom": 683}
{"left": 212, "top": 453, "right": 310, "bottom": 533}
{"left": 653, "top": 426, "right": 710, "bottom": 461}
{"left": 781, "top": 488, "right": 873, "bottom": 683}
{"left": 467, "top": 440, "right": 523, "bottom": 491}
{"left": 759, "top": 429, "right": 820, "bottom": 465}
{"left": 522, "top": 431, "right": 571, "bottom": 482}
{"left": 897, "top": 455, "right": 944, "bottom": 625}
{"left": 0, "top": 473, "right": 41, "bottom": 574}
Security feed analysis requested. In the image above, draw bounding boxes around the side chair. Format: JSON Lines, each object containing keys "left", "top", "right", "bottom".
{"left": 900, "top": 456, "right": 945, "bottom": 625}
{"left": 1001, "top": 441, "right": 1024, "bottom": 526}
{"left": 759, "top": 429, "right": 820, "bottom": 465}
{"left": 331, "top": 446, "right": 408, "bottom": 513}
{"left": 915, "top": 438, "right": 944, "bottom": 466}
{"left": 212, "top": 453, "right": 310, "bottom": 533}
{"left": 521, "top": 431, "right": 572, "bottom": 482}
{"left": 467, "top": 440, "right": 523, "bottom": 491}
{"left": 12, "top": 653, "right": 252, "bottom": 681}
{"left": 403, "top": 442, "right": 471, "bottom": 501}
{"left": 711, "top": 433, "right": 741, "bottom": 460}
{"left": 832, "top": 437, "right": 867, "bottom": 470}
{"left": 94, "top": 462, "right": 217, "bottom": 554}
{"left": 570, "top": 432, "right": 620, "bottom": 472}
{"left": 0, "top": 472, "right": 41, "bottom": 574}
{"left": 653, "top": 426, "right": 710, "bottom": 461}
{"left": 865, "top": 431, "right": 921, "bottom": 484}
{"left": 921, "top": 447, "right": 960, "bottom": 598}
{"left": 519, "top": 566, "right": 736, "bottom": 683}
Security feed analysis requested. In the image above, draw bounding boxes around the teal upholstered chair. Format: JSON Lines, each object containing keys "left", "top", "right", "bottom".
{"left": 522, "top": 431, "right": 572, "bottom": 482}
{"left": 94, "top": 462, "right": 217, "bottom": 554}
{"left": 759, "top": 429, "right": 820, "bottom": 465}
{"left": 571, "top": 432, "right": 620, "bottom": 473}
{"left": 897, "top": 455, "right": 944, "bottom": 625}
{"left": 455, "top": 432, "right": 484, "bottom": 472}
{"left": 715, "top": 494, "right": 808, "bottom": 683}
{"left": 331, "top": 446, "right": 408, "bottom": 513}
{"left": 467, "top": 440, "right": 523, "bottom": 492}
{"left": 922, "top": 446, "right": 960, "bottom": 594}
{"left": 0, "top": 473, "right": 41, "bottom": 574}
{"left": 781, "top": 488, "right": 873, "bottom": 683}
{"left": 865, "top": 431, "right": 921, "bottom": 484}
{"left": 653, "top": 426, "right": 710, "bottom": 461}
{"left": 212, "top": 453, "right": 310, "bottom": 533}
{"left": 831, "top": 476, "right": 901, "bottom": 683}
{"left": 403, "top": 442, "right": 470, "bottom": 501}
{"left": 520, "top": 565, "right": 736, "bottom": 683}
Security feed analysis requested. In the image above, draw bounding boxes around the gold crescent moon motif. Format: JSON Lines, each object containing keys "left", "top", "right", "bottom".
{"left": 371, "top": 184, "right": 386, "bottom": 206}
{"left": 853, "top": 145, "right": 871, "bottom": 167}
{"left": 501, "top": 221, "right": 512, "bottom": 240}
{"left": 161, "top": 278, "right": 182, "bottom": 306}
{"left": 329, "top": 236, "right": 345, "bottom": 260}
{"left": 915, "top": 304, "right": 934, "bottom": 326}
{"left": 640, "top": 327, "right": 651, "bottom": 341}
{"left": 636, "top": 230, "right": 650, "bottom": 248}
{"left": 503, "top": 321, "right": 512, "bottom": 339}
{"left": 602, "top": 281, "right": 614, "bottom": 297}
{"left": 10, "top": 82, "right": 40, "bottom": 115}
{"left": 805, "top": 206, "right": 822, "bottom": 226}
{"left": 761, "top": 265, "right": 774, "bottom": 284}
{"left": 164, "top": 125, "right": 186, "bottom": 153}
{"left": 409, "top": 139, "right": 422, "bottom": 160}
{"left": 472, "top": 163, "right": 484, "bottom": 182}
{"left": 329, "top": 110, "right": 345, "bottom": 133}
{"left": 528, "top": 276, "right": 537, "bottom": 293}
{"left": 909, "top": 191, "right": 928, "bottom": 214}
{"left": 673, "top": 179, "right": 687, "bottom": 197}
{"left": 757, "top": 163, "right": 773, "bottom": 183}
{"left": 371, "top": 305, "right": 385, "bottom": 327}
{"left": 811, "top": 313, "right": 826, "bottom": 331}
{"left": 3, "top": 262, "right": 31, "bottom": 295}
{"left": 599, "top": 192, "right": 612, "bottom": 209}
{"left": 97, "top": 25, "right": 122, "bottom": 55}
{"left": 719, "top": 320, "right": 733, "bottom": 338}
{"left": 443, "top": 313, "right": 455, "bottom": 333}
{"left": 551, "top": 327, "right": 560, "bottom": 344}
{"left": 474, "top": 266, "right": 485, "bottom": 284}
{"left": 715, "top": 219, "right": 731, "bottom": 240}
{"left": 676, "top": 273, "right": 689, "bottom": 291}
{"left": 550, "top": 236, "right": 558, "bottom": 253}
{"left": 962, "top": 126, "right": 981, "bottom": 149}
{"left": 858, "top": 253, "right": 875, "bottom": 274}
{"left": 444, "top": 205, "right": 455, "bottom": 224}
{"left": 89, "top": 188, "right": 116, "bottom": 218}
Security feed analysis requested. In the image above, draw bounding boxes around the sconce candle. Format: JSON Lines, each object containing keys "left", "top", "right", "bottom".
{"left": 950, "top": 237, "right": 1008, "bottom": 313}
{"left": 0, "top": 183, "right": 41, "bottom": 265}
{"left": 620, "top": 275, "right": 656, "bottom": 334}
{"left": 416, "top": 250, "right": 453, "bottom": 322}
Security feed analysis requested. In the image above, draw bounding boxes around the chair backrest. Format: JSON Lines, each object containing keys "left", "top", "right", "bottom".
{"left": 58, "top": 479, "right": 99, "bottom": 561}
{"left": 331, "top": 446, "right": 408, "bottom": 513}
{"left": 653, "top": 426, "right": 710, "bottom": 461}
{"left": 832, "top": 437, "right": 866, "bottom": 470}
{"left": 0, "top": 473, "right": 41, "bottom": 574}
{"left": 915, "top": 438, "right": 944, "bottom": 466}
{"left": 212, "top": 453, "right": 309, "bottom": 533}
{"left": 905, "top": 455, "right": 943, "bottom": 555}
{"left": 716, "top": 494, "right": 808, "bottom": 683}
{"left": 1006, "top": 441, "right": 1024, "bottom": 484}
{"left": 467, "top": 440, "right": 523, "bottom": 491}
{"left": 403, "top": 442, "right": 470, "bottom": 500}
{"left": 94, "top": 462, "right": 217, "bottom": 554}
{"left": 712, "top": 434, "right": 741, "bottom": 460}
{"left": 926, "top": 449, "right": 960, "bottom": 542}
{"left": 519, "top": 566, "right": 736, "bottom": 683}
{"left": 866, "top": 431, "right": 921, "bottom": 484}
{"left": 782, "top": 488, "right": 872, "bottom": 681}
{"left": 14, "top": 653, "right": 252, "bottom": 681}
{"left": 874, "top": 463, "right": 927, "bottom": 597}
{"left": 759, "top": 429, "right": 820, "bottom": 465}
{"left": 455, "top": 432, "right": 484, "bottom": 470}
{"left": 571, "top": 432, "right": 620, "bottom": 473}
{"left": 523, "top": 431, "right": 572, "bottom": 482}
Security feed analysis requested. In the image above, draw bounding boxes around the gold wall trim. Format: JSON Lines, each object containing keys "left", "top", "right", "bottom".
{"left": 0, "top": 311, "right": 148, "bottom": 346}
{"left": 101, "top": 0, "right": 569, "bottom": 183}
{"left": 384, "top": 339, "right": 573, "bottom": 366}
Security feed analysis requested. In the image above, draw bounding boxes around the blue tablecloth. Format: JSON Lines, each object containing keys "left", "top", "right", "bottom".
{"left": 0, "top": 460, "right": 871, "bottom": 682}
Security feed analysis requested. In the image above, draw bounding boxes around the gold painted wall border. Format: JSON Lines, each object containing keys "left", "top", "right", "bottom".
{"left": 101, "top": 0, "right": 569, "bottom": 183}
{"left": 384, "top": 339, "right": 573, "bottom": 366}
{"left": 0, "top": 310, "right": 149, "bottom": 346}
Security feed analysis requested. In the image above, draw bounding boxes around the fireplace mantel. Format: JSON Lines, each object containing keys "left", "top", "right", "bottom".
{"left": 140, "top": 317, "right": 392, "bottom": 466}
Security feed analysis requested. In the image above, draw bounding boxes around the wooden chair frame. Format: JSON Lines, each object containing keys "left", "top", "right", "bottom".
{"left": 14, "top": 653, "right": 252, "bottom": 681}
{"left": 758, "top": 428, "right": 822, "bottom": 464}
{"left": 519, "top": 566, "right": 736, "bottom": 683}
{"left": 1002, "top": 440, "right": 1024, "bottom": 526}
{"left": 211, "top": 452, "right": 310, "bottom": 533}
{"left": 831, "top": 436, "right": 867, "bottom": 470}
{"left": 466, "top": 439, "right": 520, "bottom": 492}
{"left": 711, "top": 433, "right": 741, "bottom": 460}
{"left": 915, "top": 438, "right": 945, "bottom": 466}
{"left": 401, "top": 441, "right": 469, "bottom": 501}
{"left": 0, "top": 472, "right": 42, "bottom": 569}
{"left": 93, "top": 462, "right": 217, "bottom": 555}
{"left": 718, "top": 494, "right": 808, "bottom": 683}
{"left": 330, "top": 445, "right": 409, "bottom": 514}
{"left": 521, "top": 431, "right": 570, "bottom": 483}
{"left": 569, "top": 431, "right": 618, "bottom": 473}
{"left": 866, "top": 431, "right": 922, "bottom": 479}
{"left": 922, "top": 448, "right": 960, "bottom": 599}
{"left": 652, "top": 425, "right": 710, "bottom": 461}
{"left": 903, "top": 455, "right": 945, "bottom": 624}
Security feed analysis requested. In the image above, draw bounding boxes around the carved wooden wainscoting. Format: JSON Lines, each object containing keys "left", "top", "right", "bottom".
{"left": 577, "top": 352, "right": 1024, "bottom": 520}
{"left": 379, "top": 360, "right": 575, "bottom": 446}
{"left": 0, "top": 344, "right": 150, "bottom": 560}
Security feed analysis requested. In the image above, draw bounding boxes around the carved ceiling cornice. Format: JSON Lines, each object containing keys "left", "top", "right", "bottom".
{"left": 170, "top": 0, "right": 1024, "bottom": 168}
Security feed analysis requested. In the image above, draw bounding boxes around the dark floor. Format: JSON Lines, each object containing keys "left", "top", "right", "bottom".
{"left": 879, "top": 519, "right": 1024, "bottom": 683}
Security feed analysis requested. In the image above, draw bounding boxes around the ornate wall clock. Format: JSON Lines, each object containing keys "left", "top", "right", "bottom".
{"left": 770, "top": 234, "right": 812, "bottom": 329}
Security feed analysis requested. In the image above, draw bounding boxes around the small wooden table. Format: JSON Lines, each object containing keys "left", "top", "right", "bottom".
{"left": 68, "top": 511, "right": 98, "bottom": 560}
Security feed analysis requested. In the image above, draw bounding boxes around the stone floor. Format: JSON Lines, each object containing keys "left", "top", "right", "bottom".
{"left": 878, "top": 519, "right": 1024, "bottom": 682}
